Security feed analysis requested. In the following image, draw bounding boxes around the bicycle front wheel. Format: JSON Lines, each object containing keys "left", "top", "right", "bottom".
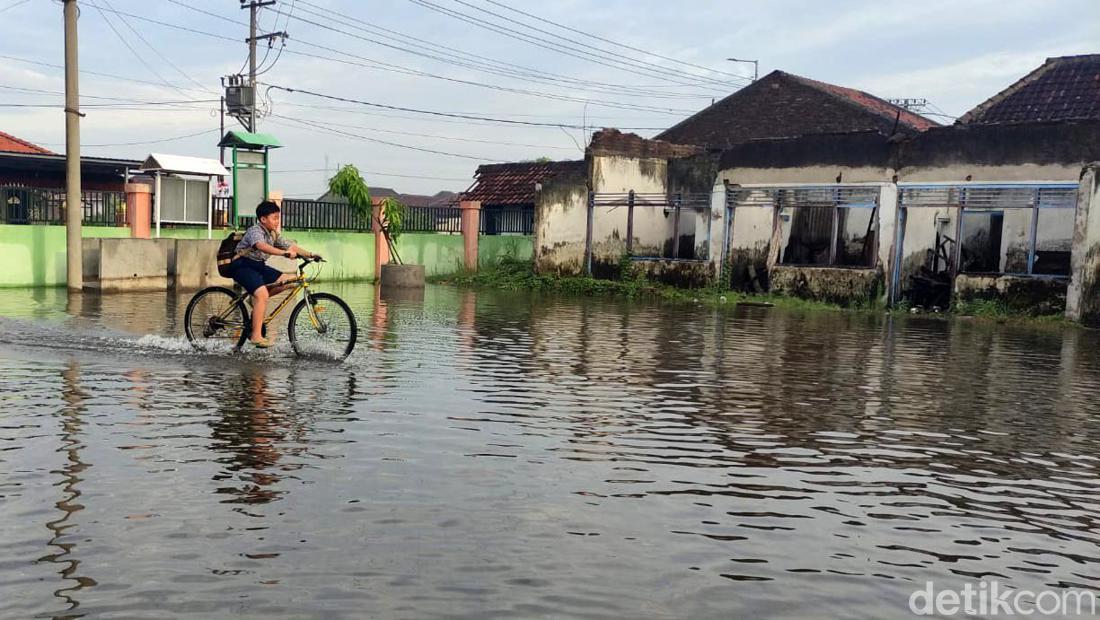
{"left": 288, "top": 292, "right": 357, "bottom": 359}
{"left": 184, "top": 286, "right": 249, "bottom": 353}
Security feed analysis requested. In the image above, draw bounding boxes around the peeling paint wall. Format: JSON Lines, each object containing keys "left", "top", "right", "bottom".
{"left": 590, "top": 154, "right": 670, "bottom": 272}
{"left": 955, "top": 274, "right": 1068, "bottom": 315}
{"left": 770, "top": 266, "right": 880, "bottom": 305}
{"left": 534, "top": 169, "right": 588, "bottom": 276}
{"left": 1066, "top": 167, "right": 1100, "bottom": 324}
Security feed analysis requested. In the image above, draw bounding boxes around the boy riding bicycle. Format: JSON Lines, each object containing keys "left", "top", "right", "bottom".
{"left": 228, "top": 200, "right": 322, "bottom": 348}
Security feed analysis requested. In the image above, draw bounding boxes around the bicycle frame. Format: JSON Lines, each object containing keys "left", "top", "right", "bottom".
{"left": 217, "top": 261, "right": 325, "bottom": 331}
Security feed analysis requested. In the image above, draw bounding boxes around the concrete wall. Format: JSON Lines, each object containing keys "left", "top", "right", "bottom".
{"left": 478, "top": 235, "right": 534, "bottom": 269}
{"left": 534, "top": 169, "right": 588, "bottom": 276}
{"left": 1066, "top": 166, "right": 1100, "bottom": 324}
{"left": 394, "top": 233, "right": 464, "bottom": 277}
{"left": 589, "top": 154, "right": 670, "bottom": 275}
{"left": 97, "top": 238, "right": 173, "bottom": 292}
{"left": 0, "top": 225, "right": 129, "bottom": 288}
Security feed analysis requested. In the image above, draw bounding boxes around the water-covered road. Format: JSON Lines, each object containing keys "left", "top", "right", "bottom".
{"left": 1, "top": 283, "right": 1098, "bottom": 618}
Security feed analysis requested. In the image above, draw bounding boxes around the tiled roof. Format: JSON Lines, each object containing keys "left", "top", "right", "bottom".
{"left": 0, "top": 130, "right": 53, "bottom": 155}
{"left": 655, "top": 70, "right": 938, "bottom": 147}
{"left": 462, "top": 160, "right": 585, "bottom": 206}
{"left": 959, "top": 54, "right": 1100, "bottom": 124}
{"left": 785, "top": 74, "right": 939, "bottom": 131}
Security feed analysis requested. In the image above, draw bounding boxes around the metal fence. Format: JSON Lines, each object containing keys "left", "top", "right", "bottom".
{"left": 480, "top": 207, "right": 534, "bottom": 235}
{"left": 588, "top": 191, "right": 714, "bottom": 265}
{"left": 280, "top": 199, "right": 370, "bottom": 231}
{"left": 1, "top": 185, "right": 127, "bottom": 226}
{"left": 404, "top": 205, "right": 462, "bottom": 233}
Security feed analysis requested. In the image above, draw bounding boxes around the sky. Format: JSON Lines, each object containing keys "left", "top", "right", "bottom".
{"left": 1, "top": 0, "right": 1097, "bottom": 198}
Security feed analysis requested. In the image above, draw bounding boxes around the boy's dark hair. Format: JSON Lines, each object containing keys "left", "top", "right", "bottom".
{"left": 256, "top": 200, "right": 281, "bottom": 219}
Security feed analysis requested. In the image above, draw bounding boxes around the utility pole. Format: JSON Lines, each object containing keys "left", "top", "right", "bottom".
{"left": 240, "top": 0, "right": 280, "bottom": 132}
{"left": 63, "top": 0, "right": 82, "bottom": 291}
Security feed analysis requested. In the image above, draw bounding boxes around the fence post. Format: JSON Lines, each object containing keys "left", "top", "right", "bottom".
{"left": 126, "top": 181, "right": 153, "bottom": 239}
{"left": 626, "top": 190, "right": 635, "bottom": 255}
{"left": 671, "top": 192, "right": 682, "bottom": 259}
{"left": 460, "top": 200, "right": 481, "bottom": 271}
{"left": 584, "top": 191, "right": 594, "bottom": 276}
{"left": 372, "top": 199, "right": 390, "bottom": 278}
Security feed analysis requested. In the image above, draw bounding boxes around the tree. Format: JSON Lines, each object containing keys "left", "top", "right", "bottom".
{"left": 327, "top": 164, "right": 408, "bottom": 264}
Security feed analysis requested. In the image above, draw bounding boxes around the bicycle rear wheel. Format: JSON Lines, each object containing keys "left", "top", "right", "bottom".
{"left": 184, "top": 286, "right": 249, "bottom": 352}
{"left": 288, "top": 292, "right": 357, "bottom": 359}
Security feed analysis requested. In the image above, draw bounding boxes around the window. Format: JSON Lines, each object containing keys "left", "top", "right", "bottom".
{"left": 900, "top": 184, "right": 1078, "bottom": 278}
{"left": 773, "top": 187, "right": 878, "bottom": 268}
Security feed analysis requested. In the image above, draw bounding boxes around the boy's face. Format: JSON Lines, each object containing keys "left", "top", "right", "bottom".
{"left": 259, "top": 211, "right": 281, "bottom": 231}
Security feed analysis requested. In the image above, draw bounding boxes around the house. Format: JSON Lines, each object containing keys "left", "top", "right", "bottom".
{"left": 655, "top": 70, "right": 938, "bottom": 148}
{"left": 462, "top": 160, "right": 586, "bottom": 236}
{"left": 0, "top": 130, "right": 139, "bottom": 191}
{"left": 958, "top": 54, "right": 1100, "bottom": 125}
{"left": 317, "top": 187, "right": 459, "bottom": 208}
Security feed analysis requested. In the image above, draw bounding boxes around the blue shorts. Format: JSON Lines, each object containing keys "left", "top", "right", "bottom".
{"left": 229, "top": 257, "right": 283, "bottom": 294}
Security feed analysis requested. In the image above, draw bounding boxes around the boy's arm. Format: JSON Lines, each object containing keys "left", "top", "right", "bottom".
{"left": 254, "top": 241, "right": 296, "bottom": 257}
{"left": 289, "top": 244, "right": 319, "bottom": 259}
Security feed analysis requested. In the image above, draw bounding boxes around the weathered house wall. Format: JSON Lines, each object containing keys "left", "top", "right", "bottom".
{"left": 533, "top": 167, "right": 588, "bottom": 276}
{"left": 1066, "top": 166, "right": 1100, "bottom": 323}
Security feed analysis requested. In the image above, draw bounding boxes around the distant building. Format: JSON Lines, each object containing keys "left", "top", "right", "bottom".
{"left": 958, "top": 54, "right": 1100, "bottom": 125}
{"left": 462, "top": 161, "right": 585, "bottom": 209}
{"left": 655, "top": 70, "right": 938, "bottom": 148}
{"left": 0, "top": 129, "right": 138, "bottom": 191}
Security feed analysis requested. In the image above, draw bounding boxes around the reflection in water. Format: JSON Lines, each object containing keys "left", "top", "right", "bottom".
{"left": 37, "top": 361, "right": 97, "bottom": 616}
{"left": 210, "top": 368, "right": 300, "bottom": 507}
{"left": 1, "top": 283, "right": 1099, "bottom": 618}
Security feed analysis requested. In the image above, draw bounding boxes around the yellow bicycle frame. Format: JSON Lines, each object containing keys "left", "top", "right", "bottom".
{"left": 217, "top": 270, "right": 324, "bottom": 331}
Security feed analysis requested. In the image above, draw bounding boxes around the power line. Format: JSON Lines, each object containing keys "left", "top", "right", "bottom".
{"left": 82, "top": 4, "right": 239, "bottom": 43}
{"left": 290, "top": 0, "right": 722, "bottom": 98}
{"left": 84, "top": 0, "right": 196, "bottom": 100}
{"left": 453, "top": 0, "right": 748, "bottom": 87}
{"left": 278, "top": 44, "right": 693, "bottom": 115}
{"left": 272, "top": 168, "right": 471, "bottom": 182}
{"left": 406, "top": 0, "right": 744, "bottom": 89}
{"left": 269, "top": 113, "right": 576, "bottom": 150}
{"left": 0, "top": 54, "right": 213, "bottom": 95}
{"left": 0, "top": 0, "right": 30, "bottom": 14}
{"left": 32, "top": 127, "right": 220, "bottom": 147}
{"left": 98, "top": 0, "right": 215, "bottom": 94}
{"left": 0, "top": 83, "right": 219, "bottom": 107}
{"left": 270, "top": 115, "right": 502, "bottom": 161}
{"left": 265, "top": 83, "right": 665, "bottom": 130}
{"left": 482, "top": 0, "right": 749, "bottom": 82}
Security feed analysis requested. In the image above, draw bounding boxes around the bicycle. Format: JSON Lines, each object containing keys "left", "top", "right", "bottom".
{"left": 184, "top": 257, "right": 357, "bottom": 359}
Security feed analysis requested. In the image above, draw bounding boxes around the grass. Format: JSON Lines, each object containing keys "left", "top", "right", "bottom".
{"left": 430, "top": 258, "right": 1082, "bottom": 328}
{"left": 430, "top": 258, "right": 844, "bottom": 312}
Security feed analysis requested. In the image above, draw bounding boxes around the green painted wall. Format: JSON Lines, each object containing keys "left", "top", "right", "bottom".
{"left": 479, "top": 235, "right": 533, "bottom": 269}
{"left": 0, "top": 225, "right": 525, "bottom": 287}
{"left": 0, "top": 225, "right": 129, "bottom": 288}
{"left": 285, "top": 230, "right": 375, "bottom": 282}
{"left": 395, "top": 233, "right": 465, "bottom": 277}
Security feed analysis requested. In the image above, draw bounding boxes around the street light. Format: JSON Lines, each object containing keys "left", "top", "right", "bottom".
{"left": 727, "top": 57, "right": 758, "bottom": 82}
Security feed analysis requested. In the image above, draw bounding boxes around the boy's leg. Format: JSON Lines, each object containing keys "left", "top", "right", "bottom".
{"left": 250, "top": 285, "right": 269, "bottom": 342}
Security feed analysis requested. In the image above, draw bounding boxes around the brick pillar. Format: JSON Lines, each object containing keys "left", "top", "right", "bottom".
{"left": 372, "top": 199, "right": 391, "bottom": 278}
{"left": 126, "top": 182, "right": 153, "bottom": 239}
{"left": 460, "top": 200, "right": 481, "bottom": 271}
{"left": 267, "top": 189, "right": 283, "bottom": 207}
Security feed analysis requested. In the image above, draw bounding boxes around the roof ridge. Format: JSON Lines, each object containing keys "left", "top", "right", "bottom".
{"left": 781, "top": 72, "right": 937, "bottom": 130}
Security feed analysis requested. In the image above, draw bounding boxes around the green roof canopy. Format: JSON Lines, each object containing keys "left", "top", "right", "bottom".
{"left": 218, "top": 131, "right": 282, "bottom": 149}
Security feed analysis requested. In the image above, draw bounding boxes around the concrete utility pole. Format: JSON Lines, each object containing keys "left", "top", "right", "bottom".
{"left": 241, "top": 0, "right": 279, "bottom": 132}
{"left": 63, "top": 0, "right": 82, "bottom": 290}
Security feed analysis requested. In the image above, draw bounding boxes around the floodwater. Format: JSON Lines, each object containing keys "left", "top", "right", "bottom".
{"left": 1, "top": 283, "right": 1099, "bottom": 619}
